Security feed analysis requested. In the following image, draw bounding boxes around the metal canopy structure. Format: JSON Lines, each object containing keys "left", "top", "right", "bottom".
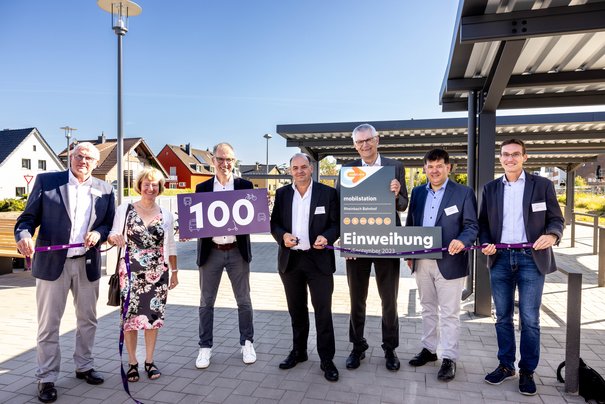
{"left": 440, "top": 0, "right": 605, "bottom": 113}
{"left": 276, "top": 111, "right": 605, "bottom": 169}
{"left": 439, "top": 0, "right": 605, "bottom": 321}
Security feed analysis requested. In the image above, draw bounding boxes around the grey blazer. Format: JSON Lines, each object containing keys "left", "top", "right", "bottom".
{"left": 14, "top": 170, "right": 115, "bottom": 281}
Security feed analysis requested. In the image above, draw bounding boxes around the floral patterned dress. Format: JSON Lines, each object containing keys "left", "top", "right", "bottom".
{"left": 119, "top": 207, "right": 169, "bottom": 331}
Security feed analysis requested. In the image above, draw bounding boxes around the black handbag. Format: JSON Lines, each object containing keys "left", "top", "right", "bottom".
{"left": 107, "top": 204, "right": 131, "bottom": 307}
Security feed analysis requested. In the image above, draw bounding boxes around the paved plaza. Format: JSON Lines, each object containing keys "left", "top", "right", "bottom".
{"left": 0, "top": 224, "right": 603, "bottom": 403}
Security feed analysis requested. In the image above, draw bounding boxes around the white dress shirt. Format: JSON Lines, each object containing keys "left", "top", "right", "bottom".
{"left": 291, "top": 181, "right": 312, "bottom": 251}
{"left": 212, "top": 175, "right": 237, "bottom": 245}
{"left": 500, "top": 171, "right": 528, "bottom": 244}
{"left": 67, "top": 170, "right": 93, "bottom": 257}
{"left": 362, "top": 154, "right": 382, "bottom": 167}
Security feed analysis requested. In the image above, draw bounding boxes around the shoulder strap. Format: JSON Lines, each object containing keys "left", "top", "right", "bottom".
{"left": 113, "top": 204, "right": 132, "bottom": 276}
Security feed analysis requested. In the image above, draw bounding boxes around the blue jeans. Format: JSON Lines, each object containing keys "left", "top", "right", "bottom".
{"left": 489, "top": 249, "right": 545, "bottom": 373}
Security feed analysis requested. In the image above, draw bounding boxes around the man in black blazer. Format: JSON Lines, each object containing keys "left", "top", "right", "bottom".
{"left": 270, "top": 153, "right": 340, "bottom": 382}
{"left": 15, "top": 142, "right": 115, "bottom": 403}
{"left": 339, "top": 123, "right": 408, "bottom": 371}
{"left": 405, "top": 149, "right": 478, "bottom": 382}
{"left": 195, "top": 143, "right": 255, "bottom": 369}
{"left": 479, "top": 139, "right": 564, "bottom": 396}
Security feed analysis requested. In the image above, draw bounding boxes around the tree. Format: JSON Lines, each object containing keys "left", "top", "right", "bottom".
{"left": 319, "top": 157, "right": 339, "bottom": 187}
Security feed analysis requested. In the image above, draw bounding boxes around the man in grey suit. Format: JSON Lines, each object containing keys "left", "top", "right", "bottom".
{"left": 405, "top": 148, "right": 478, "bottom": 382}
{"left": 339, "top": 123, "right": 408, "bottom": 371}
{"left": 15, "top": 142, "right": 115, "bottom": 403}
{"left": 479, "top": 139, "right": 564, "bottom": 396}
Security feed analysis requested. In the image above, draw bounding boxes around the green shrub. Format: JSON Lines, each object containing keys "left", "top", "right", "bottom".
{"left": 0, "top": 198, "right": 27, "bottom": 212}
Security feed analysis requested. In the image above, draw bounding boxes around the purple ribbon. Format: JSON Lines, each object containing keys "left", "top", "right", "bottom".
{"left": 326, "top": 242, "right": 534, "bottom": 257}
{"left": 24, "top": 243, "right": 115, "bottom": 270}
{"left": 118, "top": 247, "right": 143, "bottom": 404}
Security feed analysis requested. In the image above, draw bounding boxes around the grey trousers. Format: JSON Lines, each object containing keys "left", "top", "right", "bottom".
{"left": 36, "top": 257, "right": 99, "bottom": 382}
{"left": 198, "top": 248, "right": 254, "bottom": 347}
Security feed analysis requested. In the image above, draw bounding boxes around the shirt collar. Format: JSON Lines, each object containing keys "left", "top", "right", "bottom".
{"left": 292, "top": 180, "right": 313, "bottom": 197}
{"left": 362, "top": 153, "right": 381, "bottom": 167}
{"left": 214, "top": 175, "right": 234, "bottom": 188}
{"left": 502, "top": 170, "right": 526, "bottom": 185}
{"left": 68, "top": 169, "right": 92, "bottom": 186}
{"left": 425, "top": 178, "right": 449, "bottom": 192}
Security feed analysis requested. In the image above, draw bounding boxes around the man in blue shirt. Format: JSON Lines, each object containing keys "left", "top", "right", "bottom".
{"left": 405, "top": 148, "right": 478, "bottom": 382}
{"left": 479, "top": 139, "right": 564, "bottom": 396}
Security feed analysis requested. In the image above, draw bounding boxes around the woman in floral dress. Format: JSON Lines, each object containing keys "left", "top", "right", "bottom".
{"left": 108, "top": 167, "right": 178, "bottom": 382}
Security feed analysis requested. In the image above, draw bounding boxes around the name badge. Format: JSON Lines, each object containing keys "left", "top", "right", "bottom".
{"left": 315, "top": 206, "right": 326, "bottom": 215}
{"left": 91, "top": 188, "right": 102, "bottom": 197}
{"left": 444, "top": 205, "right": 459, "bottom": 216}
{"left": 532, "top": 202, "right": 547, "bottom": 212}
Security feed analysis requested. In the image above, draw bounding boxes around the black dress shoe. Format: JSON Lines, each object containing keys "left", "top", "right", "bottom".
{"left": 384, "top": 349, "right": 400, "bottom": 371}
{"left": 320, "top": 360, "right": 339, "bottom": 382}
{"left": 409, "top": 348, "right": 438, "bottom": 367}
{"left": 345, "top": 350, "right": 366, "bottom": 369}
{"left": 75, "top": 369, "right": 104, "bottom": 385}
{"left": 279, "top": 350, "right": 308, "bottom": 370}
{"left": 37, "top": 382, "right": 57, "bottom": 403}
{"left": 438, "top": 358, "right": 456, "bottom": 381}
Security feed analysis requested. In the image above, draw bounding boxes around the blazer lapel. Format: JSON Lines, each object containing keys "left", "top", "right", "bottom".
{"left": 308, "top": 182, "right": 319, "bottom": 228}
{"left": 88, "top": 180, "right": 101, "bottom": 230}
{"left": 415, "top": 186, "right": 428, "bottom": 225}
{"left": 522, "top": 171, "right": 534, "bottom": 231}
{"left": 59, "top": 171, "right": 71, "bottom": 219}
{"left": 496, "top": 179, "right": 505, "bottom": 242}
{"left": 284, "top": 185, "right": 294, "bottom": 232}
{"left": 435, "top": 182, "right": 455, "bottom": 224}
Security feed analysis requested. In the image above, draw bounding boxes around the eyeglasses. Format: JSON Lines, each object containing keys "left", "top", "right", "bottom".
{"left": 73, "top": 154, "right": 97, "bottom": 162}
{"left": 215, "top": 157, "right": 235, "bottom": 164}
{"left": 501, "top": 152, "right": 524, "bottom": 159}
{"left": 354, "top": 137, "right": 376, "bottom": 146}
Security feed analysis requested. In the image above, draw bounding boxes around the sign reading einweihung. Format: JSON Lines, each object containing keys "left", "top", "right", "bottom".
{"left": 340, "top": 166, "right": 442, "bottom": 259}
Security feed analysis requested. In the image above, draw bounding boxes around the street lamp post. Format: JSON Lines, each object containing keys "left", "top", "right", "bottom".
{"left": 97, "top": 0, "right": 141, "bottom": 204}
{"left": 263, "top": 133, "right": 272, "bottom": 174}
{"left": 60, "top": 126, "right": 77, "bottom": 170}
{"left": 263, "top": 133, "right": 272, "bottom": 191}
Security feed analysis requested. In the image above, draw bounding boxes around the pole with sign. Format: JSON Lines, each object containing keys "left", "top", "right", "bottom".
{"left": 24, "top": 175, "right": 34, "bottom": 195}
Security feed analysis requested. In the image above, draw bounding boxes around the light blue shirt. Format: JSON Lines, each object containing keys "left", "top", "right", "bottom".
{"left": 500, "top": 171, "right": 528, "bottom": 244}
{"left": 422, "top": 179, "right": 448, "bottom": 227}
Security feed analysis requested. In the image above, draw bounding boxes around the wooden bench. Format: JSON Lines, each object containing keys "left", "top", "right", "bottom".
{"left": 0, "top": 212, "right": 25, "bottom": 274}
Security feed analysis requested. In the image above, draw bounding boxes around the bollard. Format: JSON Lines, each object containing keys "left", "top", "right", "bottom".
{"left": 570, "top": 213, "right": 576, "bottom": 248}
{"left": 593, "top": 215, "right": 599, "bottom": 255}
{"left": 597, "top": 227, "right": 605, "bottom": 288}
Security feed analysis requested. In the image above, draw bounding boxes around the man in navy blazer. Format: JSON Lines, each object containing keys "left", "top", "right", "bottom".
{"left": 405, "top": 148, "right": 478, "bottom": 382}
{"left": 479, "top": 139, "right": 564, "bottom": 396}
{"left": 270, "top": 153, "right": 340, "bottom": 382}
{"left": 195, "top": 142, "right": 256, "bottom": 369}
{"left": 339, "top": 123, "right": 408, "bottom": 372}
{"left": 15, "top": 142, "right": 115, "bottom": 403}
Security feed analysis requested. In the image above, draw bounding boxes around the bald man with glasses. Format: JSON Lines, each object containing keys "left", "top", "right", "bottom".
{"left": 195, "top": 142, "right": 256, "bottom": 369}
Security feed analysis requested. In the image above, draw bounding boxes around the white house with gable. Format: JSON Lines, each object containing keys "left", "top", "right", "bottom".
{"left": 0, "top": 128, "right": 64, "bottom": 199}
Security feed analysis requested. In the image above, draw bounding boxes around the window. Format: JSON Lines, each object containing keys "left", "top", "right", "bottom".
{"left": 178, "top": 182, "right": 186, "bottom": 187}
{"left": 16, "top": 187, "right": 26, "bottom": 197}
{"left": 22, "top": 159, "right": 31, "bottom": 169}
{"left": 33, "top": 145, "right": 36, "bottom": 151}
{"left": 169, "top": 166, "right": 176, "bottom": 176}
{"left": 38, "top": 160, "right": 46, "bottom": 170}
{"left": 169, "top": 183, "right": 177, "bottom": 189}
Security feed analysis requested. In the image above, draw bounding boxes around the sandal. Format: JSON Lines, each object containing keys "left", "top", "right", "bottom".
{"left": 144, "top": 361, "right": 161, "bottom": 380}
{"left": 127, "top": 363, "right": 139, "bottom": 382}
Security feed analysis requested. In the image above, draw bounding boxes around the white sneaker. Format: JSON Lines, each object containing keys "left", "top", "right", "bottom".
{"left": 196, "top": 348, "right": 212, "bottom": 369}
{"left": 241, "top": 340, "right": 256, "bottom": 364}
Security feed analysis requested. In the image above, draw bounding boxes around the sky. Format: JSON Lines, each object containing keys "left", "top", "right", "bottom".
{"left": 1, "top": 0, "right": 600, "bottom": 166}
